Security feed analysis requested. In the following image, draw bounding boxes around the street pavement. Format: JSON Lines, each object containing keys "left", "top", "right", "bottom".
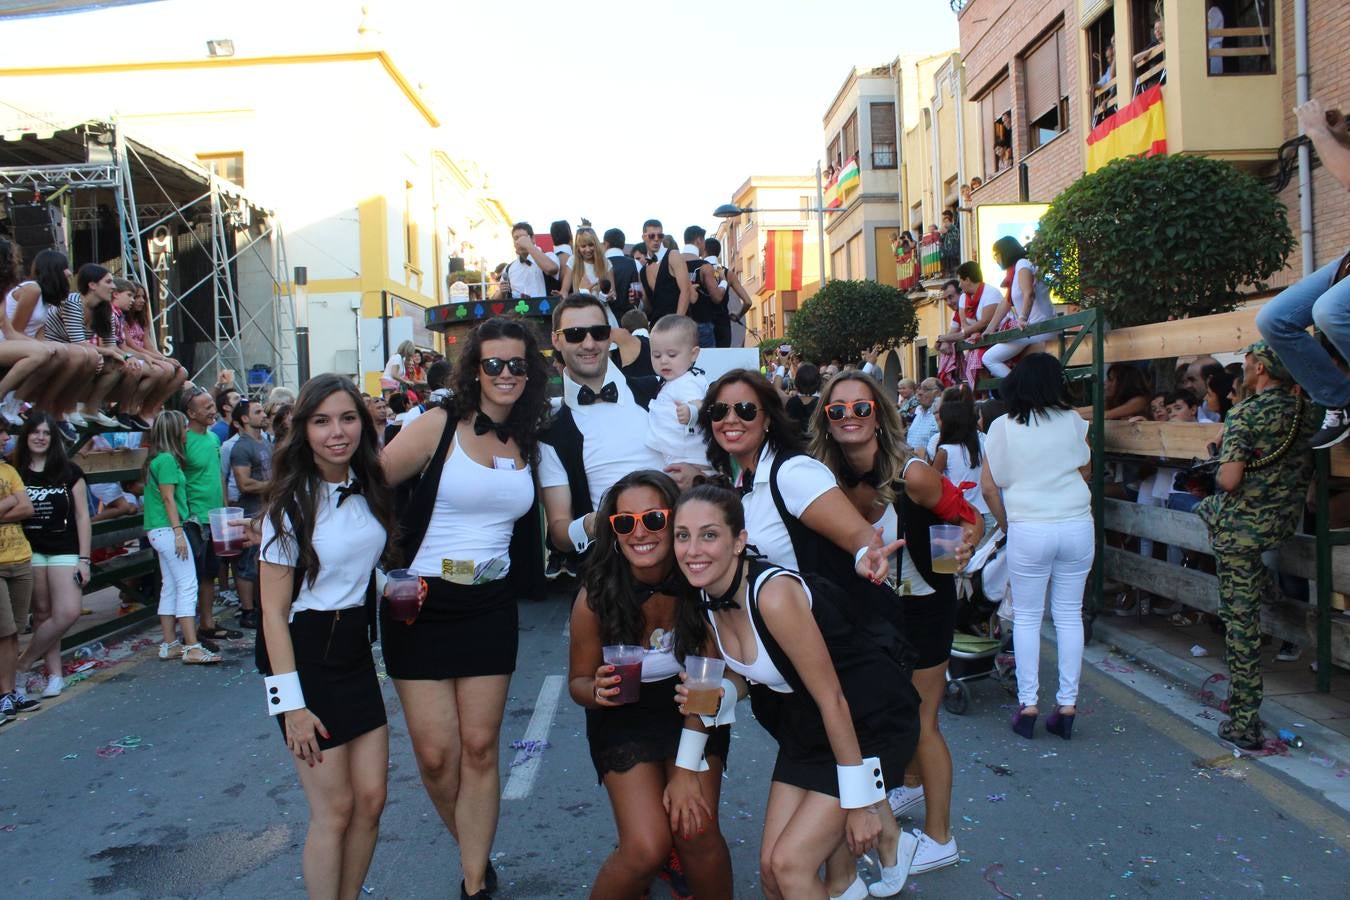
{"left": 2, "top": 589, "right": 1347, "bottom": 899}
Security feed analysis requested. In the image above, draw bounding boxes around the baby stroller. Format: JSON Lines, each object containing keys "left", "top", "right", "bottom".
{"left": 944, "top": 530, "right": 1015, "bottom": 715}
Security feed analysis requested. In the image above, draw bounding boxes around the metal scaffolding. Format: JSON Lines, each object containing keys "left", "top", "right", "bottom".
{"left": 0, "top": 120, "right": 297, "bottom": 392}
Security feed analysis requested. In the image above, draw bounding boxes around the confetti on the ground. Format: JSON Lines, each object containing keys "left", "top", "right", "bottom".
{"left": 509, "top": 739, "right": 551, "bottom": 767}
{"left": 981, "top": 862, "right": 1017, "bottom": 899}
{"left": 1189, "top": 645, "right": 1208, "bottom": 657}
{"left": 985, "top": 763, "right": 1013, "bottom": 777}
{"left": 987, "top": 793, "right": 1007, "bottom": 802}
{"left": 62, "top": 753, "right": 78, "bottom": 760}
{"left": 1112, "top": 725, "right": 1126, "bottom": 734}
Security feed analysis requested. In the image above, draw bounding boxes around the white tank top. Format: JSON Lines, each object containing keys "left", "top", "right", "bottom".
{"left": 707, "top": 567, "right": 812, "bottom": 694}
{"left": 408, "top": 435, "right": 535, "bottom": 579}
{"left": 4, "top": 281, "right": 46, "bottom": 339}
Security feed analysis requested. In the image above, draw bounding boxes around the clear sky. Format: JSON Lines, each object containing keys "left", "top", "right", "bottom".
{"left": 382, "top": 0, "right": 960, "bottom": 244}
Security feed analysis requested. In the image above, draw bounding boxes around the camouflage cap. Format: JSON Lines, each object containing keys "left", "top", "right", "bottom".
{"left": 1243, "top": 340, "right": 1291, "bottom": 382}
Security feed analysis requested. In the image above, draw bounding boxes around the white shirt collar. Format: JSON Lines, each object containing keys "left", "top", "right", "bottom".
{"left": 604, "top": 247, "right": 625, "bottom": 260}
{"left": 704, "top": 255, "right": 720, "bottom": 266}
{"left": 561, "top": 359, "right": 634, "bottom": 411}
{"left": 681, "top": 244, "right": 700, "bottom": 255}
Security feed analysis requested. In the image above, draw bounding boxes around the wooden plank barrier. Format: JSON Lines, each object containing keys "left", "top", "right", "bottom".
{"left": 1063, "top": 305, "right": 1265, "bottom": 367}
{"left": 1102, "top": 418, "right": 1350, "bottom": 476}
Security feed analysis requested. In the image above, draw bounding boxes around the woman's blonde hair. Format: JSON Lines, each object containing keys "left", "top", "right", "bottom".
{"left": 397, "top": 340, "right": 415, "bottom": 358}
{"left": 808, "top": 371, "right": 914, "bottom": 507}
{"left": 570, "top": 227, "right": 609, "bottom": 291}
{"left": 145, "top": 410, "right": 188, "bottom": 478}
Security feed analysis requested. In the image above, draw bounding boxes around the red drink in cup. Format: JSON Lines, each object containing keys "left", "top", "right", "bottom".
{"left": 208, "top": 507, "right": 244, "bottom": 558}
{"left": 386, "top": 569, "right": 421, "bottom": 622}
{"left": 602, "top": 645, "right": 646, "bottom": 705}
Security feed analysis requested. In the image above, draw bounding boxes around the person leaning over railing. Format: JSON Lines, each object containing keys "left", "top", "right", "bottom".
{"left": 1195, "top": 342, "right": 1317, "bottom": 751}
{"left": 979, "top": 238, "right": 1055, "bottom": 379}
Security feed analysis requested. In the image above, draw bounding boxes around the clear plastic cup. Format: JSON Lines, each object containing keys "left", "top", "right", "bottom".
{"left": 929, "top": 523, "right": 963, "bottom": 574}
{"left": 386, "top": 569, "right": 421, "bottom": 621}
{"left": 603, "top": 644, "right": 646, "bottom": 704}
{"left": 683, "top": 655, "right": 726, "bottom": 716}
{"left": 208, "top": 507, "right": 245, "bottom": 557}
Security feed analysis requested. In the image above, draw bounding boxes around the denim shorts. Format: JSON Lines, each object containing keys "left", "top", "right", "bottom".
{"left": 237, "top": 545, "right": 259, "bottom": 582}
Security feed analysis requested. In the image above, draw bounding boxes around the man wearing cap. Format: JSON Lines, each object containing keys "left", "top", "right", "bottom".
{"left": 1196, "top": 341, "right": 1317, "bottom": 750}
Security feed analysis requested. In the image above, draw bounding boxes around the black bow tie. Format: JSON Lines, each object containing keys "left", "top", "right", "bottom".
{"left": 736, "top": 471, "right": 755, "bottom": 497}
{"left": 700, "top": 558, "right": 746, "bottom": 612}
{"left": 335, "top": 478, "right": 363, "bottom": 507}
{"left": 577, "top": 382, "right": 619, "bottom": 405}
{"left": 518, "top": 257, "right": 533, "bottom": 266}
{"left": 473, "top": 412, "right": 512, "bottom": 443}
{"left": 842, "top": 464, "right": 881, "bottom": 488}
{"left": 633, "top": 573, "right": 686, "bottom": 605}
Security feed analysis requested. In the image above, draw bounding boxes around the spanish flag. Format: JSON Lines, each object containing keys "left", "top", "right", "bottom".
{"left": 763, "top": 230, "right": 804, "bottom": 292}
{"left": 1086, "top": 84, "right": 1167, "bottom": 173}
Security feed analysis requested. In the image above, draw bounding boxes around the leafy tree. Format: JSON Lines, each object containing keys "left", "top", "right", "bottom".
{"left": 786, "top": 279, "right": 918, "bottom": 363}
{"left": 1029, "top": 154, "right": 1293, "bottom": 328}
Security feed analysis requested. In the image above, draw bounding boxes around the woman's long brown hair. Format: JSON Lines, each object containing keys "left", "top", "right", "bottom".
{"left": 808, "top": 371, "right": 913, "bottom": 507}
{"left": 262, "top": 374, "right": 397, "bottom": 586}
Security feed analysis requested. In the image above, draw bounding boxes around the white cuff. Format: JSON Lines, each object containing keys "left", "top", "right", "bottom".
{"left": 567, "top": 516, "right": 592, "bottom": 553}
{"left": 675, "top": 727, "right": 710, "bottom": 772}
{"left": 699, "top": 678, "right": 738, "bottom": 728}
{"left": 374, "top": 569, "right": 388, "bottom": 596}
{"left": 854, "top": 545, "right": 869, "bottom": 566}
{"left": 264, "top": 671, "right": 305, "bottom": 717}
{"left": 837, "top": 757, "right": 886, "bottom": 809}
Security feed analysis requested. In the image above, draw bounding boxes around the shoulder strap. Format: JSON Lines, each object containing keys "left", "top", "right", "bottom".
{"left": 744, "top": 561, "right": 807, "bottom": 696}
{"left": 397, "top": 412, "right": 458, "bottom": 561}
{"left": 767, "top": 451, "right": 818, "bottom": 572}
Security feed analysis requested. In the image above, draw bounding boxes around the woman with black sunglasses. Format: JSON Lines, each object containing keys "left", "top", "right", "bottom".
{"left": 808, "top": 371, "right": 983, "bottom": 892}
{"left": 381, "top": 317, "right": 550, "bottom": 900}
{"left": 567, "top": 470, "right": 734, "bottom": 899}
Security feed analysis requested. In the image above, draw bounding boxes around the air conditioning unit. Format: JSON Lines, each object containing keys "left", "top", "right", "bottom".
{"left": 333, "top": 348, "right": 358, "bottom": 376}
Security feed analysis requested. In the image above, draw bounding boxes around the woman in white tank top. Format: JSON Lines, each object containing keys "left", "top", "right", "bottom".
{"left": 0, "top": 242, "right": 93, "bottom": 417}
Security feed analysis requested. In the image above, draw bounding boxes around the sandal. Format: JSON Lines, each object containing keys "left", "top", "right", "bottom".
{"left": 198, "top": 625, "right": 242, "bottom": 640}
{"left": 182, "top": 643, "right": 221, "bottom": 665}
{"left": 1109, "top": 590, "right": 1139, "bottom": 617}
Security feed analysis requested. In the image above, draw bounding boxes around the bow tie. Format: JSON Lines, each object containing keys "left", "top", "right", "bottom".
{"left": 700, "top": 558, "right": 746, "bottom": 612}
{"left": 577, "top": 382, "right": 619, "bottom": 405}
{"left": 842, "top": 464, "right": 882, "bottom": 488}
{"left": 633, "top": 574, "right": 685, "bottom": 604}
{"left": 473, "top": 412, "right": 512, "bottom": 443}
{"left": 335, "top": 478, "right": 363, "bottom": 507}
{"left": 736, "top": 471, "right": 755, "bottom": 497}
{"left": 518, "top": 257, "right": 533, "bottom": 266}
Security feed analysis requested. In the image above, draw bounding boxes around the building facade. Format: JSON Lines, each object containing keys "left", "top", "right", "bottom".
{"left": 716, "top": 175, "right": 825, "bottom": 344}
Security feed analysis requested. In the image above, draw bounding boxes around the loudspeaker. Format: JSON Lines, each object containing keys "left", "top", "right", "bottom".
{"left": 8, "top": 202, "right": 66, "bottom": 263}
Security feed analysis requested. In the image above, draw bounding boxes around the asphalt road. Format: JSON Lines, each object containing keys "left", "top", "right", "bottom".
{"left": 2, "top": 589, "right": 1347, "bottom": 898}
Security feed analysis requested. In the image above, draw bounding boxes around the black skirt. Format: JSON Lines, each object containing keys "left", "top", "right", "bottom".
{"left": 585, "top": 674, "right": 731, "bottom": 782}
{"left": 277, "top": 608, "right": 386, "bottom": 751}
{"left": 380, "top": 577, "right": 517, "bottom": 680}
{"left": 899, "top": 590, "right": 958, "bottom": 670}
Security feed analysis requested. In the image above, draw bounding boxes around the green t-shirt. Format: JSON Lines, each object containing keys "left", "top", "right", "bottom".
{"left": 184, "top": 428, "right": 224, "bottom": 520}
{"left": 144, "top": 452, "right": 190, "bottom": 532}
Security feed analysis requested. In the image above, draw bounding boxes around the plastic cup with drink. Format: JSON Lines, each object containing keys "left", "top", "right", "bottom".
{"left": 682, "top": 655, "right": 726, "bottom": 716}
{"left": 602, "top": 645, "right": 645, "bottom": 704}
{"left": 929, "top": 523, "right": 963, "bottom": 574}
{"left": 386, "top": 569, "right": 422, "bottom": 623}
{"left": 208, "top": 507, "right": 245, "bottom": 557}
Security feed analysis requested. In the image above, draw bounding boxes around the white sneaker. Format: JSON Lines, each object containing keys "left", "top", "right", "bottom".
{"left": 87, "top": 410, "right": 120, "bottom": 428}
{"left": 887, "top": 784, "right": 926, "bottom": 818}
{"left": 868, "top": 829, "right": 920, "bottom": 897}
{"left": 65, "top": 411, "right": 89, "bottom": 428}
{"left": 41, "top": 674, "right": 65, "bottom": 697}
{"left": 830, "top": 875, "right": 868, "bottom": 900}
{"left": 909, "top": 829, "right": 959, "bottom": 874}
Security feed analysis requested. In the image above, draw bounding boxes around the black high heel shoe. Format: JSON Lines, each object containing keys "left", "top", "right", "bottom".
{"left": 1045, "top": 709, "right": 1075, "bottom": 740}
{"left": 461, "top": 880, "right": 492, "bottom": 900}
{"left": 1011, "top": 706, "right": 1037, "bottom": 739}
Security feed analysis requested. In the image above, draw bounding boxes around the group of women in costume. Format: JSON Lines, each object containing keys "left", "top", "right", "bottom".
{"left": 257, "top": 315, "right": 985, "bottom": 900}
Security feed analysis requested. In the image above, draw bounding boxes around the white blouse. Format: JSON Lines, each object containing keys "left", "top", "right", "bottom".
{"left": 259, "top": 476, "right": 387, "bottom": 621}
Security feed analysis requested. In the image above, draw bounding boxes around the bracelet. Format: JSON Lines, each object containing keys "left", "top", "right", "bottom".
{"left": 837, "top": 757, "right": 886, "bottom": 809}
{"left": 264, "top": 671, "right": 306, "bottom": 716}
{"left": 675, "top": 728, "right": 710, "bottom": 772}
{"left": 78, "top": 556, "right": 91, "bottom": 562}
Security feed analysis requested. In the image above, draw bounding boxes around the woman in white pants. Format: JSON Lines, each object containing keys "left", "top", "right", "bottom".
{"left": 144, "top": 411, "right": 219, "bottom": 664}
{"left": 981, "top": 237, "right": 1055, "bottom": 379}
{"left": 981, "top": 353, "right": 1093, "bottom": 740}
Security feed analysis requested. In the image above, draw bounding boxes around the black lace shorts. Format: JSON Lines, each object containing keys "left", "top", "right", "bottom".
{"left": 585, "top": 674, "right": 730, "bottom": 782}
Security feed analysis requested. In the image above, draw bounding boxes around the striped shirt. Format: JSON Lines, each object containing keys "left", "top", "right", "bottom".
{"left": 44, "top": 292, "right": 89, "bottom": 344}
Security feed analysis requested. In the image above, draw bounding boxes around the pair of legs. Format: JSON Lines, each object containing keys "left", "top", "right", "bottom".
{"left": 591, "top": 758, "right": 732, "bottom": 899}
{"left": 293, "top": 725, "right": 389, "bottom": 900}
{"left": 148, "top": 526, "right": 202, "bottom": 647}
{"left": 1214, "top": 549, "right": 1268, "bottom": 737}
{"left": 395, "top": 674, "right": 510, "bottom": 895}
{"left": 17, "top": 559, "right": 81, "bottom": 678}
{"left": 0, "top": 563, "right": 33, "bottom": 695}
{"left": 1007, "top": 518, "right": 1096, "bottom": 714}
{"left": 900, "top": 661, "right": 953, "bottom": 845}
{"left": 760, "top": 781, "right": 898, "bottom": 899}
{"left": 982, "top": 337, "right": 1050, "bottom": 378}
{"left": 1255, "top": 256, "right": 1350, "bottom": 410}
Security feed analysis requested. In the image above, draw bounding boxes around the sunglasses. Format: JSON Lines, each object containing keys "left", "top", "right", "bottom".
{"left": 825, "top": 400, "right": 874, "bottom": 421}
{"left": 481, "top": 356, "right": 528, "bottom": 377}
{"left": 554, "top": 324, "right": 612, "bottom": 344}
{"left": 709, "top": 401, "right": 760, "bottom": 422}
{"left": 609, "top": 508, "right": 670, "bottom": 535}
{"left": 644, "top": 233, "right": 665, "bottom": 241}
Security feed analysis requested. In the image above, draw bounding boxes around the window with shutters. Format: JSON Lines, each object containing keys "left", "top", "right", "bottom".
{"left": 827, "top": 135, "right": 842, "bottom": 171}
{"left": 870, "top": 102, "right": 897, "bottom": 169}
{"left": 842, "top": 112, "right": 859, "bottom": 163}
{"left": 1024, "top": 28, "right": 1069, "bottom": 152}
{"left": 978, "top": 74, "right": 1013, "bottom": 179}
{"left": 800, "top": 196, "right": 811, "bottom": 221}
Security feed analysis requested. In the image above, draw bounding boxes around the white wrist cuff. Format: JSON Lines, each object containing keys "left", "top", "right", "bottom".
{"left": 699, "top": 678, "right": 738, "bottom": 728}
{"left": 837, "top": 757, "right": 886, "bottom": 808}
{"left": 854, "top": 545, "right": 870, "bottom": 566}
{"left": 264, "top": 671, "right": 305, "bottom": 717}
{"left": 374, "top": 569, "right": 388, "bottom": 596}
{"left": 675, "top": 728, "right": 710, "bottom": 772}
{"left": 567, "top": 516, "right": 592, "bottom": 553}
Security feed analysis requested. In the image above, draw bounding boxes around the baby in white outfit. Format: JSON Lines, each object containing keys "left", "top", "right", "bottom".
{"left": 645, "top": 315, "right": 709, "bottom": 468}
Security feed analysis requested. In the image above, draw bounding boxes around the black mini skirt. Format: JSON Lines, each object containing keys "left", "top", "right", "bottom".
{"left": 585, "top": 674, "right": 731, "bottom": 782}
{"left": 278, "top": 608, "right": 386, "bottom": 751}
{"left": 380, "top": 577, "right": 518, "bottom": 680}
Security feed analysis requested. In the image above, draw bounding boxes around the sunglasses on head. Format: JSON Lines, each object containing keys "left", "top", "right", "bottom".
{"left": 709, "top": 400, "right": 760, "bottom": 422}
{"left": 609, "top": 508, "right": 670, "bottom": 535}
{"left": 480, "top": 356, "right": 528, "bottom": 377}
{"left": 825, "top": 400, "right": 874, "bottom": 421}
{"left": 554, "top": 324, "right": 612, "bottom": 344}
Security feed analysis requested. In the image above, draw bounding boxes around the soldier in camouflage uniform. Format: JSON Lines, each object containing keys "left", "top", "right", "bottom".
{"left": 1196, "top": 341, "right": 1317, "bottom": 750}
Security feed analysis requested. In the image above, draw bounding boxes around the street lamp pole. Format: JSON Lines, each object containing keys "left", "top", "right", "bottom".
{"left": 294, "top": 266, "right": 310, "bottom": 384}
{"left": 815, "top": 160, "right": 828, "bottom": 286}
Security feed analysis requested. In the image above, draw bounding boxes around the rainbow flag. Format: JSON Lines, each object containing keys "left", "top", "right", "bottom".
{"left": 1086, "top": 84, "right": 1167, "bottom": 173}
{"left": 763, "top": 230, "right": 804, "bottom": 292}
